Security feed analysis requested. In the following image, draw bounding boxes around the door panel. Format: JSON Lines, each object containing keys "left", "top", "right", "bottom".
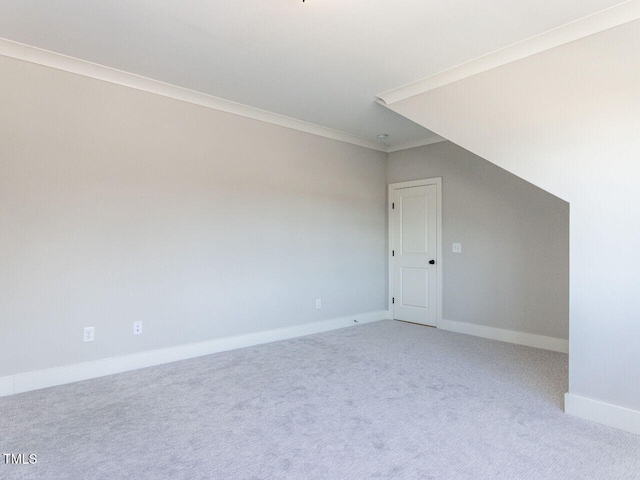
{"left": 401, "top": 196, "right": 428, "bottom": 254}
{"left": 401, "top": 267, "right": 429, "bottom": 308}
{"left": 392, "top": 184, "right": 438, "bottom": 326}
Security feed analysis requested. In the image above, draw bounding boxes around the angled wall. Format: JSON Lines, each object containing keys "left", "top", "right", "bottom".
{"left": 382, "top": 20, "right": 640, "bottom": 432}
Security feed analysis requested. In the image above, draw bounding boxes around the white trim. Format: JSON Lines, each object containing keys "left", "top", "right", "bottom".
{"left": 0, "top": 37, "right": 386, "bottom": 153}
{"left": 376, "top": 1, "right": 640, "bottom": 105}
{"left": 565, "top": 393, "right": 640, "bottom": 436}
{"left": 0, "top": 311, "right": 388, "bottom": 397}
{"left": 386, "top": 135, "right": 447, "bottom": 153}
{"left": 388, "top": 178, "right": 443, "bottom": 328}
{"left": 439, "top": 318, "right": 569, "bottom": 353}
{"left": 0, "top": 376, "right": 14, "bottom": 397}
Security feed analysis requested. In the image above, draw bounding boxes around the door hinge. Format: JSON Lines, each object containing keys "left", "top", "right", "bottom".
{"left": 392, "top": 297, "right": 395, "bottom": 304}
{"left": 392, "top": 202, "right": 395, "bottom": 209}
{"left": 392, "top": 250, "right": 395, "bottom": 256}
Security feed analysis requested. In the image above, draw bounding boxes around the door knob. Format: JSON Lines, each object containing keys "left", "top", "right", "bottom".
{"left": 429, "top": 259, "right": 436, "bottom": 265}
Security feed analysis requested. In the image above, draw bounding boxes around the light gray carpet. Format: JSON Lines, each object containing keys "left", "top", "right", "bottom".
{"left": 1, "top": 320, "right": 639, "bottom": 479}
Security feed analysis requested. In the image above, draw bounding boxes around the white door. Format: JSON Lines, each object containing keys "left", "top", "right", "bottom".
{"left": 391, "top": 184, "right": 438, "bottom": 326}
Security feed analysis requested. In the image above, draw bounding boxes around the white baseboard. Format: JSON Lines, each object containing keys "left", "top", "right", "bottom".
{"left": 0, "top": 376, "right": 14, "bottom": 397}
{"left": 565, "top": 393, "right": 640, "bottom": 436}
{"left": 0, "top": 311, "right": 389, "bottom": 397}
{"left": 438, "top": 318, "right": 568, "bottom": 353}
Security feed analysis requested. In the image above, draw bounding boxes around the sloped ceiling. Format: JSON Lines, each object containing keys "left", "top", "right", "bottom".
{"left": 0, "top": 0, "right": 629, "bottom": 150}
{"left": 379, "top": 3, "right": 640, "bottom": 198}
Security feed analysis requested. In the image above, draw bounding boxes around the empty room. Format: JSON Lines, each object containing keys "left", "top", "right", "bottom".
{"left": 1, "top": 1, "right": 640, "bottom": 479}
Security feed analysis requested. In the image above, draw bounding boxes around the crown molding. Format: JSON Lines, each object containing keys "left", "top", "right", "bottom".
{"left": 0, "top": 37, "right": 386, "bottom": 153}
{"left": 377, "top": 0, "right": 640, "bottom": 105}
{"left": 385, "top": 135, "right": 447, "bottom": 153}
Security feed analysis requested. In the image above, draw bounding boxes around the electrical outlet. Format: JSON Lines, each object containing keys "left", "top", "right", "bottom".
{"left": 315, "top": 298, "right": 322, "bottom": 309}
{"left": 452, "top": 243, "right": 462, "bottom": 253}
{"left": 133, "top": 321, "right": 142, "bottom": 335}
{"left": 83, "top": 327, "right": 95, "bottom": 342}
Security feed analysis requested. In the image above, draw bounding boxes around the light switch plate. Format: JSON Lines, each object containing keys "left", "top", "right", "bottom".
{"left": 83, "top": 327, "right": 95, "bottom": 342}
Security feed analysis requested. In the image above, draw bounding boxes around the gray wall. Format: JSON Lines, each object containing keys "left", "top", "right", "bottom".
{"left": 0, "top": 55, "right": 387, "bottom": 377}
{"left": 388, "top": 141, "right": 569, "bottom": 339}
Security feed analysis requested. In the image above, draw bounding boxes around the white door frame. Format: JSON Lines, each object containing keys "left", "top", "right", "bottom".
{"left": 388, "top": 178, "right": 443, "bottom": 327}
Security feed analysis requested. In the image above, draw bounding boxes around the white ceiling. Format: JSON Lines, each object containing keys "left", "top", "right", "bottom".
{"left": 0, "top": 0, "right": 628, "bottom": 149}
